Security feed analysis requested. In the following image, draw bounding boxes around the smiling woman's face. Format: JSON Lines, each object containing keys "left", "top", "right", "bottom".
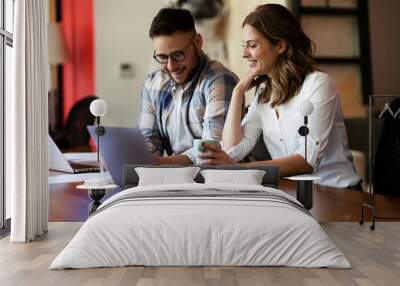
{"left": 241, "top": 24, "right": 281, "bottom": 76}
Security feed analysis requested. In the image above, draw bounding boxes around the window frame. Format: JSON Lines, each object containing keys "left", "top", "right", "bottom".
{"left": 1, "top": 0, "right": 14, "bottom": 232}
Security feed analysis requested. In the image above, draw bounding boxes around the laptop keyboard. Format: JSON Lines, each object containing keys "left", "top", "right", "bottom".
{"left": 69, "top": 162, "right": 100, "bottom": 173}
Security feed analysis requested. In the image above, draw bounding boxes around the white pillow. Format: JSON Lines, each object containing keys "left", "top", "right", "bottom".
{"left": 135, "top": 167, "right": 201, "bottom": 186}
{"left": 200, "top": 169, "right": 266, "bottom": 185}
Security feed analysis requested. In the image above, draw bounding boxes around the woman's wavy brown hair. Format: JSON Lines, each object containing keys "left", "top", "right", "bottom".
{"left": 243, "top": 4, "right": 316, "bottom": 107}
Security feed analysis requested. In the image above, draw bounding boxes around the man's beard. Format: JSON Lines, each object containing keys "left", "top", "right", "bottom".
{"left": 165, "top": 52, "right": 201, "bottom": 85}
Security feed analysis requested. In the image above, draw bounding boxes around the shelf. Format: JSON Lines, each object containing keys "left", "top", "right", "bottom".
{"left": 294, "top": 0, "right": 372, "bottom": 104}
{"left": 299, "top": 7, "right": 358, "bottom": 16}
{"left": 315, "top": 57, "right": 361, "bottom": 64}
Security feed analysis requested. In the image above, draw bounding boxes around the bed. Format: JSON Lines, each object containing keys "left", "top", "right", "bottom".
{"left": 50, "top": 165, "right": 350, "bottom": 269}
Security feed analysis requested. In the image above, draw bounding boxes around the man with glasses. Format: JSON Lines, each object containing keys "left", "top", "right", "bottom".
{"left": 138, "top": 8, "right": 237, "bottom": 165}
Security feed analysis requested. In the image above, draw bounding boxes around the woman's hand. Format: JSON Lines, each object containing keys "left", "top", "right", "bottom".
{"left": 234, "top": 66, "right": 263, "bottom": 95}
{"left": 197, "top": 144, "right": 237, "bottom": 165}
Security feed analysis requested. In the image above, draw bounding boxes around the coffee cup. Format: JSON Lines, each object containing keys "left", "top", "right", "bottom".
{"left": 193, "top": 139, "right": 220, "bottom": 164}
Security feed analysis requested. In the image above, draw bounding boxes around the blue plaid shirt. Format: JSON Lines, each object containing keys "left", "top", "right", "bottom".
{"left": 138, "top": 54, "right": 238, "bottom": 163}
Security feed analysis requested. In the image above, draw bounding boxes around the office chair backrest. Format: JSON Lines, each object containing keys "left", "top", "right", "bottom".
{"left": 64, "top": 95, "right": 97, "bottom": 149}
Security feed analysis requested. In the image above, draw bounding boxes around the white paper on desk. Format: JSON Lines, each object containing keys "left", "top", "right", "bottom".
{"left": 48, "top": 171, "right": 113, "bottom": 184}
{"left": 63, "top": 152, "right": 97, "bottom": 162}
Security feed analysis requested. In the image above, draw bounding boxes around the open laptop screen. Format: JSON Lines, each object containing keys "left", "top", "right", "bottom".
{"left": 87, "top": 126, "right": 155, "bottom": 186}
{"left": 48, "top": 135, "right": 100, "bottom": 173}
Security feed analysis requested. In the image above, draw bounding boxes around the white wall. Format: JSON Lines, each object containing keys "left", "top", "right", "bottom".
{"left": 94, "top": 0, "right": 164, "bottom": 127}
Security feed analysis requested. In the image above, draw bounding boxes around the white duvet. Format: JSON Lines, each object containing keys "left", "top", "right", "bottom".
{"left": 50, "top": 183, "right": 350, "bottom": 269}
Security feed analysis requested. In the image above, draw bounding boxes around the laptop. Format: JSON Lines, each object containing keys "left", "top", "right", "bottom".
{"left": 48, "top": 135, "right": 100, "bottom": 173}
{"left": 87, "top": 126, "right": 155, "bottom": 186}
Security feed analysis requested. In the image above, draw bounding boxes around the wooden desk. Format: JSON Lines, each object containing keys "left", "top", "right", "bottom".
{"left": 49, "top": 180, "right": 400, "bottom": 222}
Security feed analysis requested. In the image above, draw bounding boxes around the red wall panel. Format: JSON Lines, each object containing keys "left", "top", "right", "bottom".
{"left": 61, "top": 0, "right": 95, "bottom": 123}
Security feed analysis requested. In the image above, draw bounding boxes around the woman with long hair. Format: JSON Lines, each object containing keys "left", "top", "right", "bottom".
{"left": 199, "top": 4, "right": 360, "bottom": 188}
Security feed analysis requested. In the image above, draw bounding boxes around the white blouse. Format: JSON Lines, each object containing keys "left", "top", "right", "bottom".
{"left": 226, "top": 71, "right": 360, "bottom": 188}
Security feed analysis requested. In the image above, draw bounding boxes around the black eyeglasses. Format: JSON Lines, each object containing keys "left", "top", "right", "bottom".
{"left": 153, "top": 38, "right": 194, "bottom": 64}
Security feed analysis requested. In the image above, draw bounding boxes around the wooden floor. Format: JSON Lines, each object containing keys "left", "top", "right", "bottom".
{"left": 1, "top": 222, "right": 400, "bottom": 286}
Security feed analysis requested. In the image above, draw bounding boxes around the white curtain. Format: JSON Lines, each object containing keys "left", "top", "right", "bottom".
{"left": 7, "top": 0, "right": 49, "bottom": 242}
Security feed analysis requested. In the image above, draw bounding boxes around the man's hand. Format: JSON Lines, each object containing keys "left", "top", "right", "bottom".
{"left": 197, "top": 144, "right": 237, "bottom": 165}
{"left": 153, "top": 154, "right": 193, "bottom": 166}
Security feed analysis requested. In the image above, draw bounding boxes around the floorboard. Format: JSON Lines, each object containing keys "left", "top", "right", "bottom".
{"left": 1, "top": 222, "right": 400, "bottom": 286}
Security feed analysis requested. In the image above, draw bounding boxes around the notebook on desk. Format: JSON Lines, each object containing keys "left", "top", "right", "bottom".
{"left": 48, "top": 135, "right": 100, "bottom": 173}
